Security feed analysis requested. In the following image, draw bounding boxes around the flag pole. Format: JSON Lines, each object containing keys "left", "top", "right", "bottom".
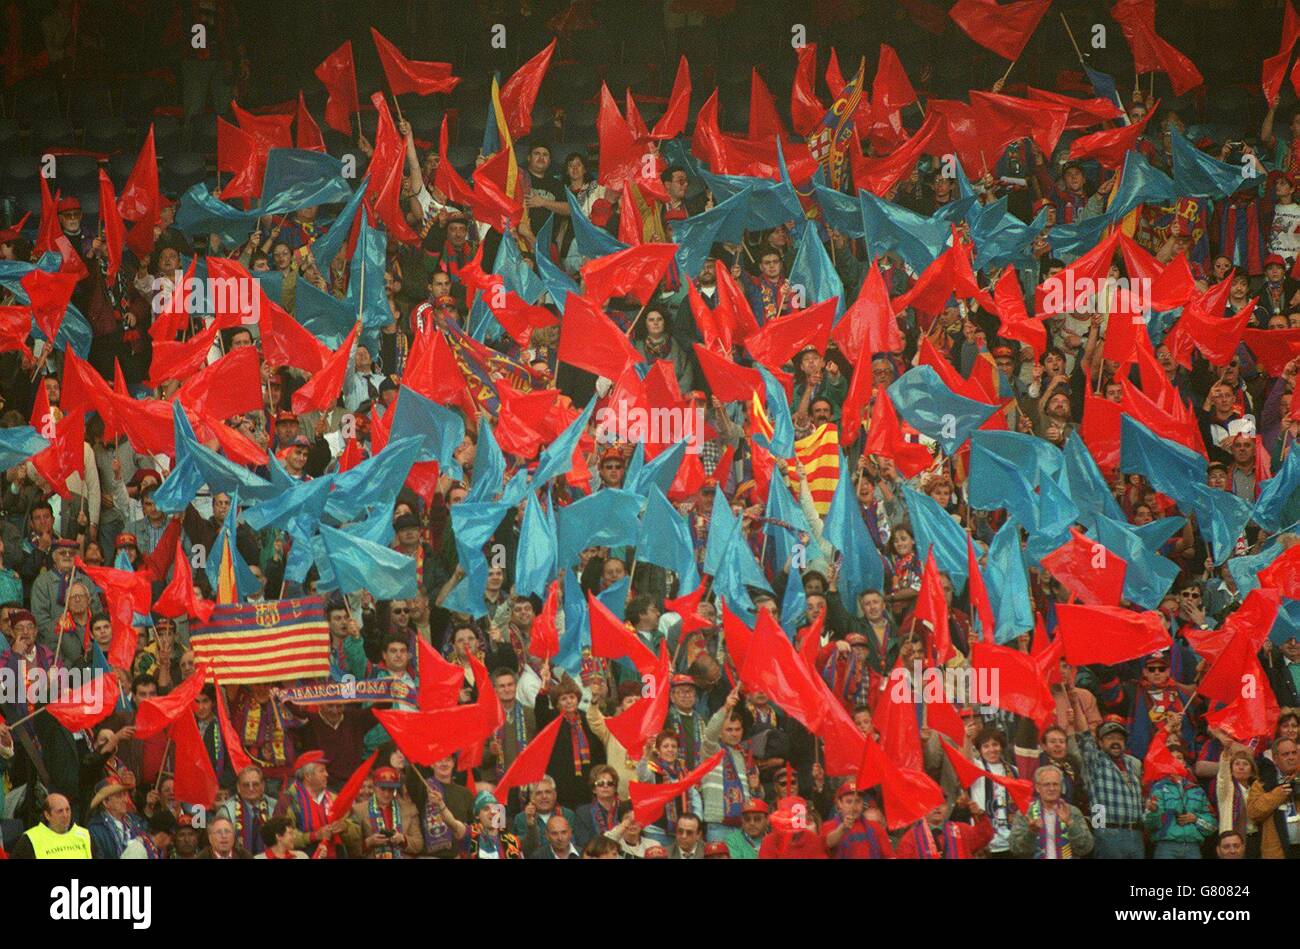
{"left": 6, "top": 706, "right": 46, "bottom": 729}
{"left": 392, "top": 92, "right": 404, "bottom": 125}
{"left": 1059, "top": 13, "right": 1086, "bottom": 65}
{"left": 998, "top": 58, "right": 1017, "bottom": 87}
{"left": 623, "top": 297, "right": 651, "bottom": 338}
{"left": 51, "top": 563, "right": 80, "bottom": 669}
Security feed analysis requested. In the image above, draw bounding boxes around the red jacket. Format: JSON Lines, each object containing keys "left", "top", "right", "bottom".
{"left": 894, "top": 815, "right": 994, "bottom": 859}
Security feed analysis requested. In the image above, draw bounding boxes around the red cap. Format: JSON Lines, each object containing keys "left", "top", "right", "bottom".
{"left": 704, "top": 841, "right": 730, "bottom": 856}
{"left": 56, "top": 196, "right": 81, "bottom": 213}
{"left": 372, "top": 766, "right": 402, "bottom": 787}
{"left": 836, "top": 779, "right": 860, "bottom": 800}
{"left": 291, "top": 750, "right": 328, "bottom": 772}
{"left": 643, "top": 844, "right": 668, "bottom": 858}
{"left": 669, "top": 673, "right": 696, "bottom": 688}
{"left": 1265, "top": 254, "right": 1287, "bottom": 270}
{"left": 741, "top": 798, "right": 770, "bottom": 815}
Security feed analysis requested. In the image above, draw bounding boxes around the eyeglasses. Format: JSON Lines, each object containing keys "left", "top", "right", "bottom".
{"left": 1145, "top": 665, "right": 1169, "bottom": 673}
{"left": 391, "top": 608, "right": 410, "bottom": 614}
{"left": 593, "top": 780, "right": 616, "bottom": 788}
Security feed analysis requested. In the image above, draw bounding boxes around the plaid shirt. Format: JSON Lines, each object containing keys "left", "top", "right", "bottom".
{"left": 1079, "top": 731, "right": 1145, "bottom": 827}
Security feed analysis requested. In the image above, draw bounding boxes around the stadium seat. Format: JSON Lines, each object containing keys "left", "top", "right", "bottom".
{"left": 84, "top": 115, "right": 128, "bottom": 152}
{"left": 161, "top": 151, "right": 207, "bottom": 193}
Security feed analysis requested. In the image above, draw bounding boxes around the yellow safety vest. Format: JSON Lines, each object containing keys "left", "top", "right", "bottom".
{"left": 24, "top": 822, "right": 92, "bottom": 859}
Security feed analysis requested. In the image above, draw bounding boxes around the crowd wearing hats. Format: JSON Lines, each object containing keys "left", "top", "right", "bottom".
{"left": 3, "top": 1, "right": 1300, "bottom": 864}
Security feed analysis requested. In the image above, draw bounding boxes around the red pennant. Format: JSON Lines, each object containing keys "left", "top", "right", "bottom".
{"left": 21, "top": 267, "right": 77, "bottom": 343}
{"left": 46, "top": 672, "right": 119, "bottom": 732}
{"left": 938, "top": 739, "right": 1036, "bottom": 812}
{"left": 603, "top": 648, "right": 672, "bottom": 758}
{"left": 134, "top": 664, "right": 211, "bottom": 739}
{"left": 791, "top": 44, "right": 825, "bottom": 137}
{"left": 492, "top": 713, "right": 565, "bottom": 803}
{"left": 152, "top": 538, "right": 215, "bottom": 623}
{"left": 292, "top": 322, "right": 359, "bottom": 415}
{"left": 169, "top": 709, "right": 218, "bottom": 807}
{"left": 556, "top": 295, "right": 644, "bottom": 380}
{"left": 748, "top": 68, "right": 786, "bottom": 140}
{"left": 1111, "top": 0, "right": 1203, "bottom": 95}
{"left": 580, "top": 244, "right": 678, "bottom": 306}
{"left": 97, "top": 170, "right": 127, "bottom": 282}
{"left": 314, "top": 40, "right": 360, "bottom": 135}
{"left": 295, "top": 91, "right": 325, "bottom": 152}
{"left": 328, "top": 751, "right": 379, "bottom": 823}
{"left": 1054, "top": 604, "right": 1172, "bottom": 666}
{"left": 969, "top": 641, "right": 1054, "bottom": 728}
{"left": 587, "top": 591, "right": 659, "bottom": 675}
{"left": 1040, "top": 529, "right": 1128, "bottom": 606}
{"left": 949, "top": 0, "right": 1050, "bottom": 60}
{"left": 833, "top": 261, "right": 904, "bottom": 362}
{"left": 1141, "top": 724, "right": 1194, "bottom": 788}
{"left": 629, "top": 750, "right": 725, "bottom": 825}
{"left": 856, "top": 736, "right": 945, "bottom": 830}
{"left": 499, "top": 39, "right": 556, "bottom": 139}
{"left": 652, "top": 56, "right": 691, "bottom": 140}
{"left": 212, "top": 676, "right": 253, "bottom": 773}
{"left": 416, "top": 636, "right": 464, "bottom": 711}
{"left": 916, "top": 549, "right": 954, "bottom": 665}
{"left": 529, "top": 581, "right": 561, "bottom": 659}
{"left": 370, "top": 27, "right": 459, "bottom": 96}
{"left": 1069, "top": 103, "right": 1158, "bottom": 169}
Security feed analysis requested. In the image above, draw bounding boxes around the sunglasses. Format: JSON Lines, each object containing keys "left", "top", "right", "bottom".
{"left": 593, "top": 780, "right": 616, "bottom": 788}
{"left": 391, "top": 608, "right": 410, "bottom": 614}
{"left": 1146, "top": 665, "right": 1169, "bottom": 673}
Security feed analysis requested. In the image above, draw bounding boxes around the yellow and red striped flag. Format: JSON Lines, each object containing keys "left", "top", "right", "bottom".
{"left": 789, "top": 423, "right": 840, "bottom": 516}
{"left": 215, "top": 534, "right": 238, "bottom": 606}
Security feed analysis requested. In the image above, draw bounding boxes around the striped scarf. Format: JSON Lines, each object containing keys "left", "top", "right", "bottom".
{"left": 720, "top": 747, "right": 745, "bottom": 823}
{"left": 1232, "top": 780, "right": 1248, "bottom": 836}
{"left": 366, "top": 795, "right": 404, "bottom": 859}
{"left": 650, "top": 757, "right": 686, "bottom": 830}
{"left": 911, "top": 821, "right": 966, "bottom": 859}
{"left": 563, "top": 711, "right": 591, "bottom": 776}
{"left": 234, "top": 797, "right": 269, "bottom": 854}
{"left": 1027, "top": 800, "right": 1072, "bottom": 859}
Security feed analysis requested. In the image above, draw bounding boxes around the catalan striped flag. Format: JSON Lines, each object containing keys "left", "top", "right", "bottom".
{"left": 789, "top": 423, "right": 840, "bottom": 515}
{"left": 482, "top": 73, "right": 520, "bottom": 199}
{"left": 215, "top": 533, "right": 238, "bottom": 606}
{"left": 749, "top": 389, "right": 774, "bottom": 444}
{"left": 190, "top": 596, "right": 331, "bottom": 685}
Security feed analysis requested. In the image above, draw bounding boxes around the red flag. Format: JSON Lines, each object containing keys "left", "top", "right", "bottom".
{"left": 370, "top": 27, "right": 459, "bottom": 96}
{"left": 373, "top": 134, "right": 422, "bottom": 244}
{"left": 949, "top": 0, "right": 1051, "bottom": 60}
{"left": 34, "top": 175, "right": 60, "bottom": 258}
{"left": 916, "top": 549, "right": 953, "bottom": 665}
{"left": 28, "top": 375, "right": 51, "bottom": 433}
{"left": 892, "top": 237, "right": 994, "bottom": 318}
{"left": 969, "top": 91, "right": 1070, "bottom": 165}
{"left": 499, "top": 39, "right": 556, "bottom": 138}
{"left": 1069, "top": 103, "right": 1158, "bottom": 168}
{"left": 580, "top": 244, "right": 678, "bottom": 306}
{"left": 856, "top": 736, "right": 946, "bottom": 829}
{"left": 587, "top": 591, "right": 659, "bottom": 675}
{"left": 1205, "top": 684, "right": 1280, "bottom": 744}
{"left": 118, "top": 125, "right": 159, "bottom": 221}
{"left": 1054, "top": 604, "right": 1172, "bottom": 666}
{"left": 1142, "top": 725, "right": 1193, "bottom": 787}
{"left": 1110, "top": 0, "right": 1203, "bottom": 95}
{"left": 1040, "top": 529, "right": 1128, "bottom": 606}
{"left": 969, "top": 641, "right": 1054, "bottom": 728}
{"left": 862, "top": 384, "right": 933, "bottom": 475}
{"left": 1025, "top": 87, "right": 1125, "bottom": 128}
{"left": 315, "top": 40, "right": 360, "bottom": 135}
{"left": 176, "top": 346, "right": 263, "bottom": 422}
{"left": 796, "top": 608, "right": 826, "bottom": 673}
{"left": 652, "top": 56, "right": 691, "bottom": 140}
{"left": 152, "top": 538, "right": 215, "bottom": 623}
{"left": 416, "top": 636, "right": 464, "bottom": 711}
{"left": 170, "top": 710, "right": 218, "bottom": 807}
{"left": 46, "top": 672, "right": 119, "bottom": 732}
{"left": 373, "top": 704, "right": 486, "bottom": 766}
{"left": 216, "top": 117, "right": 263, "bottom": 200}
{"left": 259, "top": 292, "right": 330, "bottom": 373}
{"left": 492, "top": 713, "right": 565, "bottom": 803}
{"left": 327, "top": 751, "right": 379, "bottom": 823}
{"left": 629, "top": 750, "right": 725, "bottom": 825}
{"left": 529, "top": 580, "right": 561, "bottom": 659}
{"left": 295, "top": 91, "right": 325, "bottom": 152}
{"left": 201, "top": 678, "right": 253, "bottom": 777}
{"left": 872, "top": 44, "right": 917, "bottom": 117}
{"left": 625, "top": 90, "right": 651, "bottom": 141}
{"left": 1198, "top": 590, "right": 1280, "bottom": 703}
{"left": 134, "top": 664, "right": 211, "bottom": 739}
{"left": 748, "top": 68, "right": 786, "bottom": 141}
{"left": 927, "top": 698, "right": 967, "bottom": 746}
{"left": 30, "top": 411, "right": 83, "bottom": 499}
{"left": 992, "top": 267, "right": 1047, "bottom": 357}
{"left": 597, "top": 83, "right": 648, "bottom": 193}
{"left": 1036, "top": 228, "right": 1122, "bottom": 317}
{"left": 744, "top": 298, "right": 834, "bottom": 369}
{"left": 1164, "top": 297, "right": 1251, "bottom": 367}
{"left": 791, "top": 44, "right": 825, "bottom": 137}
{"left": 147, "top": 321, "right": 219, "bottom": 386}
{"left": 557, "top": 295, "right": 644, "bottom": 381}
{"left": 292, "top": 322, "right": 359, "bottom": 415}
{"left": 874, "top": 687, "right": 924, "bottom": 773}
{"left": 604, "top": 648, "right": 672, "bottom": 758}
{"left": 1260, "top": 543, "right": 1300, "bottom": 597}
{"left": 967, "top": 539, "right": 996, "bottom": 644}
{"left": 739, "top": 612, "right": 831, "bottom": 733}
{"left": 837, "top": 354, "right": 874, "bottom": 449}
{"left": 692, "top": 343, "right": 765, "bottom": 404}
{"left": 230, "top": 100, "right": 293, "bottom": 150}
{"left": 20, "top": 268, "right": 76, "bottom": 343}
{"left": 1263, "top": 2, "right": 1300, "bottom": 107}
{"left": 938, "top": 739, "right": 1035, "bottom": 812}
{"left": 665, "top": 583, "right": 711, "bottom": 635}
{"left": 97, "top": 170, "right": 126, "bottom": 282}
{"left": 486, "top": 291, "right": 560, "bottom": 347}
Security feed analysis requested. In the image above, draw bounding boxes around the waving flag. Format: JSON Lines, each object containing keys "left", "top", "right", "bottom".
{"left": 950, "top": 0, "right": 1051, "bottom": 60}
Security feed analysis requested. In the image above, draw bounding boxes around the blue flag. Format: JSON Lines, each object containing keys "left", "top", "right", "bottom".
{"left": 757, "top": 365, "right": 795, "bottom": 458}
{"left": 888, "top": 365, "right": 998, "bottom": 454}
{"left": 902, "top": 485, "right": 968, "bottom": 588}
{"left": 466, "top": 418, "right": 505, "bottom": 503}
{"left": 1119, "top": 415, "right": 1206, "bottom": 507}
{"left": 346, "top": 215, "right": 390, "bottom": 332}
{"left": 388, "top": 387, "right": 466, "bottom": 478}
{"left": 323, "top": 435, "right": 424, "bottom": 524}
{"left": 787, "top": 229, "right": 844, "bottom": 319}
{"left": 1045, "top": 215, "right": 1111, "bottom": 262}
{"left": 258, "top": 148, "right": 354, "bottom": 213}
{"left": 514, "top": 492, "right": 557, "bottom": 597}
{"left": 320, "top": 524, "right": 418, "bottom": 600}
{"left": 492, "top": 223, "right": 545, "bottom": 304}
{"left": 1253, "top": 444, "right": 1300, "bottom": 532}
{"left": 445, "top": 500, "right": 512, "bottom": 618}
{"left": 565, "top": 188, "right": 628, "bottom": 260}
{"left": 312, "top": 175, "right": 369, "bottom": 274}
{"left": 556, "top": 488, "right": 643, "bottom": 567}
{"left": 535, "top": 216, "right": 580, "bottom": 308}
{"left": 824, "top": 452, "right": 885, "bottom": 607}
{"left": 812, "top": 183, "right": 864, "bottom": 238}
{"left": 859, "top": 190, "right": 950, "bottom": 274}
{"left": 630, "top": 439, "right": 687, "bottom": 499}
{"left": 1094, "top": 514, "right": 1180, "bottom": 610}
{"left": 672, "top": 186, "right": 751, "bottom": 280}
{"left": 1108, "top": 150, "right": 1177, "bottom": 221}
{"left": 1063, "top": 431, "right": 1125, "bottom": 522}
{"left": 780, "top": 574, "right": 807, "bottom": 632}
{"left": 1170, "top": 130, "right": 1245, "bottom": 201}
{"left": 0, "top": 427, "right": 47, "bottom": 469}
{"left": 972, "top": 431, "right": 1064, "bottom": 488}
{"left": 204, "top": 489, "right": 259, "bottom": 600}
{"left": 1187, "top": 483, "right": 1251, "bottom": 566}
{"left": 968, "top": 441, "right": 1040, "bottom": 529}
{"left": 532, "top": 397, "right": 596, "bottom": 487}
{"left": 986, "top": 519, "right": 1033, "bottom": 644}
{"left": 764, "top": 470, "right": 813, "bottom": 571}
{"left": 637, "top": 486, "right": 700, "bottom": 589}
{"left": 554, "top": 569, "right": 589, "bottom": 676}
